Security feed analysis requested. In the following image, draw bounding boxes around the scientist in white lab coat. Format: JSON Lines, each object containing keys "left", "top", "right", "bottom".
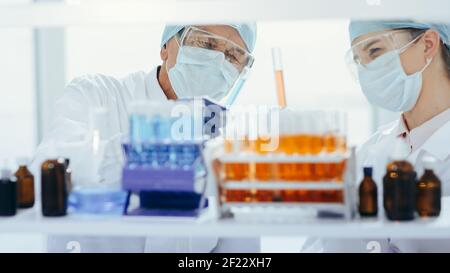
{"left": 304, "top": 20, "right": 450, "bottom": 253}
{"left": 31, "top": 24, "right": 258, "bottom": 253}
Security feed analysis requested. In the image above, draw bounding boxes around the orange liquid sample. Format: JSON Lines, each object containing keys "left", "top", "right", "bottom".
{"left": 278, "top": 135, "right": 296, "bottom": 154}
{"left": 311, "top": 163, "right": 327, "bottom": 181}
{"left": 293, "top": 134, "right": 312, "bottom": 155}
{"left": 222, "top": 189, "right": 343, "bottom": 203}
{"left": 323, "top": 134, "right": 337, "bottom": 153}
{"left": 336, "top": 135, "right": 347, "bottom": 153}
{"left": 224, "top": 163, "right": 249, "bottom": 181}
{"left": 225, "top": 190, "right": 344, "bottom": 203}
{"left": 274, "top": 70, "right": 287, "bottom": 108}
{"left": 277, "top": 163, "right": 297, "bottom": 181}
{"left": 224, "top": 139, "right": 234, "bottom": 153}
{"left": 221, "top": 189, "right": 254, "bottom": 202}
{"left": 251, "top": 136, "right": 272, "bottom": 154}
{"left": 310, "top": 135, "right": 324, "bottom": 155}
{"left": 294, "top": 163, "right": 312, "bottom": 181}
{"left": 309, "top": 161, "right": 346, "bottom": 182}
{"left": 255, "top": 163, "right": 275, "bottom": 181}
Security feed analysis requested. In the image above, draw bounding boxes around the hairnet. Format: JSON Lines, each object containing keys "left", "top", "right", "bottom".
{"left": 349, "top": 20, "right": 450, "bottom": 49}
{"left": 160, "top": 23, "right": 257, "bottom": 52}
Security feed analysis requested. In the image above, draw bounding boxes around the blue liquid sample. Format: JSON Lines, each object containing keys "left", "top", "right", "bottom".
{"left": 153, "top": 115, "right": 172, "bottom": 141}
{"left": 68, "top": 187, "right": 128, "bottom": 216}
{"left": 156, "top": 144, "right": 170, "bottom": 166}
{"left": 141, "top": 143, "right": 157, "bottom": 167}
{"left": 127, "top": 105, "right": 210, "bottom": 169}
{"left": 168, "top": 144, "right": 201, "bottom": 168}
{"left": 180, "top": 144, "right": 200, "bottom": 167}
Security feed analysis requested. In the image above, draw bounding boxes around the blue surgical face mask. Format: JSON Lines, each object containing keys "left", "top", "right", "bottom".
{"left": 167, "top": 46, "right": 240, "bottom": 101}
{"left": 357, "top": 45, "right": 432, "bottom": 112}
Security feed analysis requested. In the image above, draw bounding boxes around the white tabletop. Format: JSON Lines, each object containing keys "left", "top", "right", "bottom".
{"left": 0, "top": 198, "right": 449, "bottom": 239}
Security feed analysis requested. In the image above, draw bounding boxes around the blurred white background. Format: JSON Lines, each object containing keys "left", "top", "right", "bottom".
{"left": 0, "top": 0, "right": 400, "bottom": 252}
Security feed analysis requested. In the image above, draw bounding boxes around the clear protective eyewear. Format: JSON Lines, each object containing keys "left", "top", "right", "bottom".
{"left": 175, "top": 26, "right": 255, "bottom": 105}
{"left": 176, "top": 26, "right": 255, "bottom": 74}
{"left": 345, "top": 30, "right": 425, "bottom": 81}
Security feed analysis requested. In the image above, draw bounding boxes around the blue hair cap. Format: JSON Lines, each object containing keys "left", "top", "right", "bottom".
{"left": 160, "top": 23, "right": 257, "bottom": 52}
{"left": 349, "top": 20, "right": 449, "bottom": 48}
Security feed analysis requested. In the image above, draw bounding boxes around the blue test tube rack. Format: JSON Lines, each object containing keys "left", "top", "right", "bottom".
{"left": 122, "top": 98, "right": 226, "bottom": 217}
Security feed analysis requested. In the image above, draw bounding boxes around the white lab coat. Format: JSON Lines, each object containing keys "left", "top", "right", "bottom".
{"left": 303, "top": 118, "right": 450, "bottom": 253}
{"left": 32, "top": 67, "right": 260, "bottom": 253}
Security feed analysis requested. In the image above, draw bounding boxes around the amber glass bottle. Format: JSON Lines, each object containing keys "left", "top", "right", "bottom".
{"left": 383, "top": 140, "right": 416, "bottom": 221}
{"left": 41, "top": 158, "right": 68, "bottom": 217}
{"left": 15, "top": 158, "right": 35, "bottom": 208}
{"left": 416, "top": 157, "right": 441, "bottom": 217}
{"left": 359, "top": 167, "right": 378, "bottom": 217}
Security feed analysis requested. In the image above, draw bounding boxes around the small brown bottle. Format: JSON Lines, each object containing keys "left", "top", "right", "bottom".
{"left": 359, "top": 167, "right": 378, "bottom": 217}
{"left": 383, "top": 140, "right": 416, "bottom": 221}
{"left": 41, "top": 158, "right": 68, "bottom": 217}
{"left": 416, "top": 157, "right": 441, "bottom": 217}
{"left": 15, "top": 158, "right": 35, "bottom": 209}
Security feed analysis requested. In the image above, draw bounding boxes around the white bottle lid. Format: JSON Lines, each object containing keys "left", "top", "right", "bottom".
{"left": 422, "top": 156, "right": 437, "bottom": 171}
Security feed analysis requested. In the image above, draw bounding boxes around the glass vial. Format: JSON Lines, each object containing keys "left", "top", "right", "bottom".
{"left": 383, "top": 140, "right": 416, "bottom": 221}
{"left": 41, "top": 158, "right": 68, "bottom": 217}
{"left": 0, "top": 166, "right": 17, "bottom": 216}
{"left": 359, "top": 167, "right": 378, "bottom": 217}
{"left": 416, "top": 157, "right": 441, "bottom": 217}
{"left": 15, "top": 158, "right": 35, "bottom": 209}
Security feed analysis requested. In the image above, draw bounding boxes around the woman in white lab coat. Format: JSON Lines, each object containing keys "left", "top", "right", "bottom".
{"left": 31, "top": 23, "right": 259, "bottom": 253}
{"left": 304, "top": 20, "right": 450, "bottom": 253}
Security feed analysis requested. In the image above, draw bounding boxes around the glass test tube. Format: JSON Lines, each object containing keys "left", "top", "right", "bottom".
{"left": 272, "top": 48, "right": 287, "bottom": 108}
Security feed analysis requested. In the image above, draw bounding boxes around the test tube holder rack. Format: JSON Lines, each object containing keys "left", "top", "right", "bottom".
{"left": 121, "top": 142, "right": 209, "bottom": 217}
{"left": 205, "top": 145, "right": 358, "bottom": 221}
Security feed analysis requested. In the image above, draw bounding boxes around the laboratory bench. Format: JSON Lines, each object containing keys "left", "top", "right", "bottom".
{"left": 0, "top": 198, "right": 449, "bottom": 239}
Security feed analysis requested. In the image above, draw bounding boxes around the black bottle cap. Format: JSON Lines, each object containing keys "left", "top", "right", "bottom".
{"left": 363, "top": 167, "right": 373, "bottom": 177}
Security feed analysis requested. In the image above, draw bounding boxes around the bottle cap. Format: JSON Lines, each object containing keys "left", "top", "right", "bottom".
{"left": 422, "top": 156, "right": 437, "bottom": 170}
{"left": 363, "top": 167, "right": 373, "bottom": 177}
{"left": 390, "top": 138, "right": 410, "bottom": 161}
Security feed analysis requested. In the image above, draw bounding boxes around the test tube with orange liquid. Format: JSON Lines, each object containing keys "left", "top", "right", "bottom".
{"left": 223, "top": 112, "right": 251, "bottom": 181}
{"left": 277, "top": 109, "right": 298, "bottom": 180}
{"left": 221, "top": 189, "right": 254, "bottom": 203}
{"left": 272, "top": 48, "right": 287, "bottom": 108}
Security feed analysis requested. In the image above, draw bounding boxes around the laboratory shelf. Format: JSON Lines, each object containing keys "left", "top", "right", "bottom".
{"left": 0, "top": 0, "right": 449, "bottom": 28}
{"left": 221, "top": 202, "right": 345, "bottom": 212}
{"left": 218, "top": 153, "right": 348, "bottom": 163}
{"left": 1, "top": 198, "right": 450, "bottom": 239}
{"left": 221, "top": 181, "right": 344, "bottom": 190}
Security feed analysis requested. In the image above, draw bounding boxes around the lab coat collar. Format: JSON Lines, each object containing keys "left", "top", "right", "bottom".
{"left": 415, "top": 119, "right": 450, "bottom": 162}
{"left": 145, "top": 66, "right": 168, "bottom": 101}
{"left": 380, "top": 119, "right": 402, "bottom": 137}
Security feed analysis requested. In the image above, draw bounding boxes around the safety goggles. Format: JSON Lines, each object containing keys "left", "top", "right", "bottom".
{"left": 176, "top": 26, "right": 255, "bottom": 73}
{"left": 345, "top": 30, "right": 425, "bottom": 81}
